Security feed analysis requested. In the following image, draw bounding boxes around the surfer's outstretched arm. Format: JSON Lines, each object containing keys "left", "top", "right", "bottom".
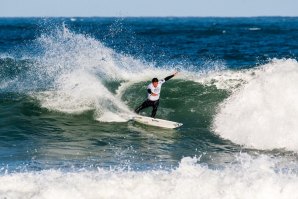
{"left": 164, "top": 72, "right": 178, "bottom": 81}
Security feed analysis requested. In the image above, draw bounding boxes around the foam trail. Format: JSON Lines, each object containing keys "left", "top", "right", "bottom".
{"left": 35, "top": 70, "right": 131, "bottom": 122}
{"left": 29, "top": 26, "right": 156, "bottom": 122}
{"left": 213, "top": 59, "right": 298, "bottom": 151}
{"left": 1, "top": 154, "right": 298, "bottom": 199}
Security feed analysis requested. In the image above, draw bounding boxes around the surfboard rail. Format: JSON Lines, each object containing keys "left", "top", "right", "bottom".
{"left": 132, "top": 115, "right": 183, "bottom": 129}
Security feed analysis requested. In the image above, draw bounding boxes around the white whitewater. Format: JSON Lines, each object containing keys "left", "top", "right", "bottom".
{"left": 213, "top": 59, "right": 298, "bottom": 151}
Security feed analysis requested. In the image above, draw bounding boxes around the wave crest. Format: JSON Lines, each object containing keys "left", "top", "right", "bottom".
{"left": 213, "top": 59, "right": 298, "bottom": 151}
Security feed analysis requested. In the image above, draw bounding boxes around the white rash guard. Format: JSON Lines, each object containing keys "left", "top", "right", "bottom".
{"left": 147, "top": 79, "right": 165, "bottom": 101}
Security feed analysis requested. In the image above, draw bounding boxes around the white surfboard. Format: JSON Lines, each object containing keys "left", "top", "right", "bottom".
{"left": 132, "top": 115, "right": 183, "bottom": 129}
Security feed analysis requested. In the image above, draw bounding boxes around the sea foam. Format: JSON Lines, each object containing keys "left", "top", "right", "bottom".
{"left": 0, "top": 154, "right": 298, "bottom": 199}
{"left": 213, "top": 59, "right": 298, "bottom": 151}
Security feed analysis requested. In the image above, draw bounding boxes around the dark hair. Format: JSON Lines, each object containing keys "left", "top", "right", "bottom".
{"left": 152, "top": 78, "right": 158, "bottom": 83}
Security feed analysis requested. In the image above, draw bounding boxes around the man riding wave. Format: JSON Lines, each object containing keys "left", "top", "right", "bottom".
{"left": 135, "top": 72, "right": 178, "bottom": 118}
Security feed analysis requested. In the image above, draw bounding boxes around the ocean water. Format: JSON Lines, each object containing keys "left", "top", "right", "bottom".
{"left": 1, "top": 17, "right": 298, "bottom": 198}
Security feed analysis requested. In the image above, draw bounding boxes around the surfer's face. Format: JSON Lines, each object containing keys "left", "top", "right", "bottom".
{"left": 153, "top": 82, "right": 158, "bottom": 87}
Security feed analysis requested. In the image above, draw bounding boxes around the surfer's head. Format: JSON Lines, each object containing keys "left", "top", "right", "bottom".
{"left": 152, "top": 78, "right": 158, "bottom": 87}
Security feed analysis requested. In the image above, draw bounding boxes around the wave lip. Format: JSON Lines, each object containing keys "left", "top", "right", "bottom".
{"left": 213, "top": 59, "right": 298, "bottom": 151}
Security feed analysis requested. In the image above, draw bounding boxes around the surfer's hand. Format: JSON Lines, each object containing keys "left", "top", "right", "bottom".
{"left": 151, "top": 93, "right": 158, "bottom": 96}
{"left": 173, "top": 71, "right": 178, "bottom": 76}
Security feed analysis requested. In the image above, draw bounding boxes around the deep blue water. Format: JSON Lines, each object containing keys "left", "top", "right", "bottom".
{"left": 1, "top": 17, "right": 297, "bottom": 67}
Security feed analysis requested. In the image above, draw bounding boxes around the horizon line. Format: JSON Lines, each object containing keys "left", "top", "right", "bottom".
{"left": 0, "top": 15, "right": 297, "bottom": 18}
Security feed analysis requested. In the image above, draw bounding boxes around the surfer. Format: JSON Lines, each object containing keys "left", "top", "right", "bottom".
{"left": 135, "top": 72, "right": 178, "bottom": 118}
